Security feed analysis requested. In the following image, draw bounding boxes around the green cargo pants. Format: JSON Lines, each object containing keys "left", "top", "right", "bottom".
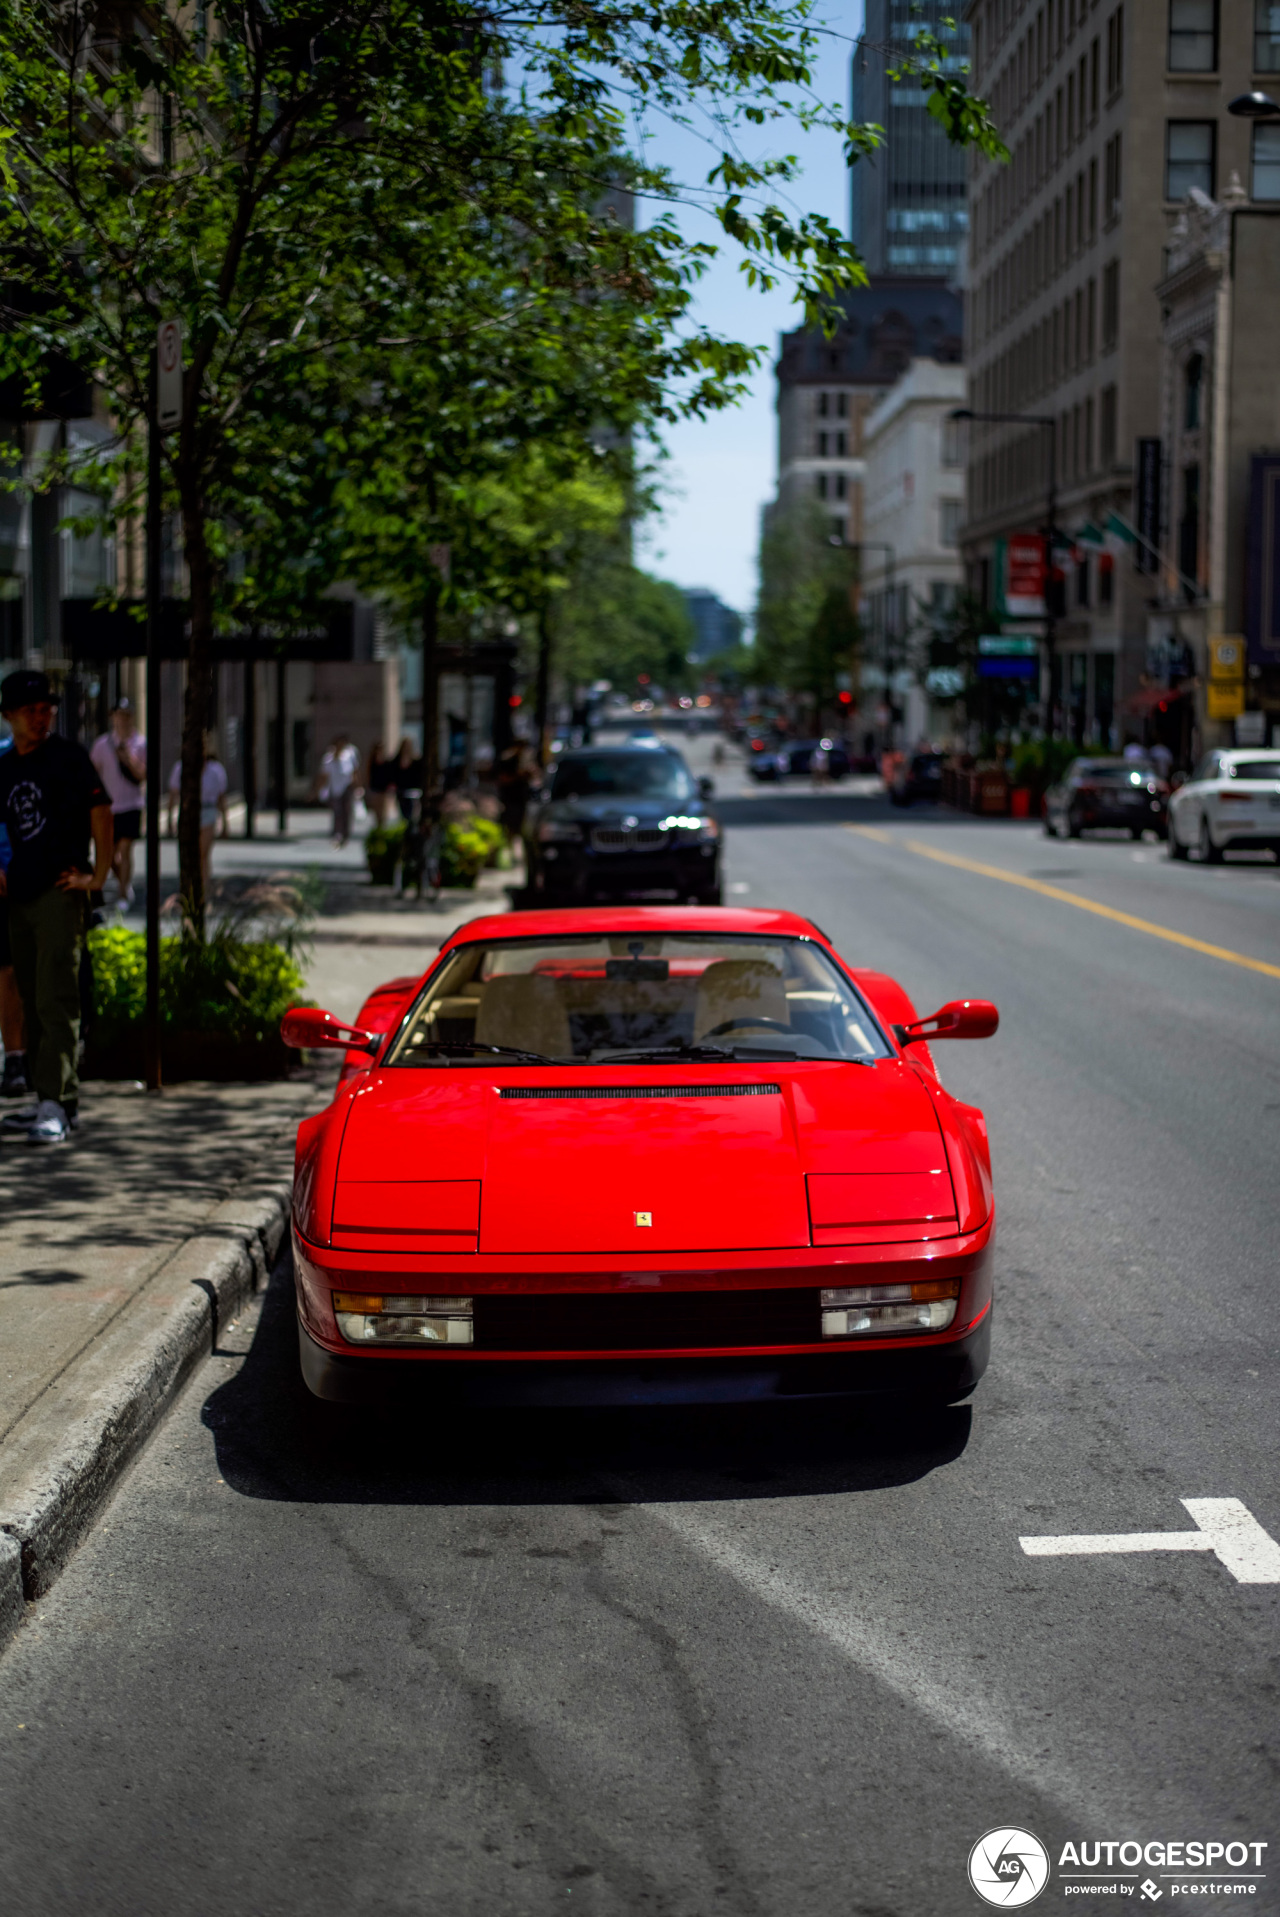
{"left": 9, "top": 885, "right": 87, "bottom": 1112}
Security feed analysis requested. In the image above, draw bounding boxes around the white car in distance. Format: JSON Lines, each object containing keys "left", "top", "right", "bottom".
{"left": 1167, "top": 747, "right": 1280, "bottom": 863}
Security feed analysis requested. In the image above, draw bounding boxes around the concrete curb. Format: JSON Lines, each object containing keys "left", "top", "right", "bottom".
{"left": 0, "top": 1176, "right": 292, "bottom": 1643}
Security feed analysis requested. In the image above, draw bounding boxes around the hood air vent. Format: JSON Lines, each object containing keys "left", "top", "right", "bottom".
{"left": 500, "top": 1083, "right": 781, "bottom": 1101}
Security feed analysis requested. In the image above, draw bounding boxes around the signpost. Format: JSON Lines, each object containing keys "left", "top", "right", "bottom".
{"left": 146, "top": 320, "right": 182, "bottom": 1092}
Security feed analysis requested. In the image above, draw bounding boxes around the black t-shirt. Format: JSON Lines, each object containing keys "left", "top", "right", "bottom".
{"left": 0, "top": 735, "right": 108, "bottom": 904}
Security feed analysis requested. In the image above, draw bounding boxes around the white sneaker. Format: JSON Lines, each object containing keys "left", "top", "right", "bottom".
{"left": 26, "top": 1099, "right": 70, "bottom": 1146}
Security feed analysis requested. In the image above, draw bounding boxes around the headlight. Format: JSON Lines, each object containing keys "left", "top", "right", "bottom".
{"left": 537, "top": 820, "right": 584, "bottom": 843}
{"left": 333, "top": 1291, "right": 473, "bottom": 1345}
{"left": 660, "top": 814, "right": 719, "bottom": 840}
{"left": 820, "top": 1278, "right": 959, "bottom": 1338}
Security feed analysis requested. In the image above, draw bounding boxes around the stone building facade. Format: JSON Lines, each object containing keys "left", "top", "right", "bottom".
{"left": 961, "top": 0, "right": 1270, "bottom": 753}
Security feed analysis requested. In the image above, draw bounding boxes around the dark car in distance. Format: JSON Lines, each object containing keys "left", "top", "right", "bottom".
{"left": 888, "top": 752, "right": 946, "bottom": 806}
{"left": 749, "top": 738, "right": 851, "bottom": 782}
{"left": 1044, "top": 758, "right": 1169, "bottom": 840}
{"left": 523, "top": 741, "right": 721, "bottom": 905}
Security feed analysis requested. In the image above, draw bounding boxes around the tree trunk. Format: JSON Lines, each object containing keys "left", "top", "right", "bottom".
{"left": 421, "top": 579, "right": 440, "bottom": 793}
{"left": 179, "top": 495, "right": 215, "bottom": 938}
{"left": 534, "top": 601, "right": 553, "bottom": 767}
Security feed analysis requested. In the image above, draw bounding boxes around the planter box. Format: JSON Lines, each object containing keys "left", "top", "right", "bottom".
{"left": 85, "top": 1030, "right": 295, "bottom": 1083}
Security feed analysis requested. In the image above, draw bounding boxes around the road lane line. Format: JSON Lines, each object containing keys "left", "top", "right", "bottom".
{"left": 631, "top": 1497, "right": 1102, "bottom": 1821}
{"left": 1021, "top": 1497, "right": 1280, "bottom": 1583}
{"left": 846, "top": 825, "right": 893, "bottom": 842}
{"left": 851, "top": 834, "right": 1280, "bottom": 981}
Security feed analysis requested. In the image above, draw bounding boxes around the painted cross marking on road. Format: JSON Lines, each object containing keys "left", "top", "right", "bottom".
{"left": 1019, "top": 1498, "right": 1280, "bottom": 1584}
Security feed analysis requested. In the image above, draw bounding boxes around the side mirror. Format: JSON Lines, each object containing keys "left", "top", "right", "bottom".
{"left": 895, "top": 999, "right": 999, "bottom": 1044}
{"left": 281, "top": 1007, "right": 381, "bottom": 1053}
{"left": 698, "top": 775, "right": 715, "bottom": 799}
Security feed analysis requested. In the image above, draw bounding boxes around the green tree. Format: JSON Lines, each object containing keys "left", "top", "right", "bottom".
{"left": 0, "top": 0, "right": 1004, "bottom": 930}
{"left": 754, "top": 495, "right": 861, "bottom": 711}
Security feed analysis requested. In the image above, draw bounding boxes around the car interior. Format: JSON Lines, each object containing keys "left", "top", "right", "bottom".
{"left": 389, "top": 937, "right": 887, "bottom": 1063}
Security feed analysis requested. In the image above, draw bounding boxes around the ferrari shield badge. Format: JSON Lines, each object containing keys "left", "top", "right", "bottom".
{"left": 634, "top": 1211, "right": 653, "bottom": 1227}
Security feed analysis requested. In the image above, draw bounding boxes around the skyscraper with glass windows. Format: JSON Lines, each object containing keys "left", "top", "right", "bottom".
{"left": 850, "top": 0, "right": 971, "bottom": 277}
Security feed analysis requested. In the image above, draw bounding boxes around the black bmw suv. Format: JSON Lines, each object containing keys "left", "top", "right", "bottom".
{"left": 523, "top": 741, "right": 721, "bottom": 904}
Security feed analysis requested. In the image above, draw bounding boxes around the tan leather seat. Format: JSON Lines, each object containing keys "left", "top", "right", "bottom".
{"left": 693, "top": 959, "right": 789, "bottom": 1041}
{"left": 474, "top": 975, "right": 572, "bottom": 1057}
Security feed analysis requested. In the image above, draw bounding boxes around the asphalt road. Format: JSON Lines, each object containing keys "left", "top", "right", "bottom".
{"left": 1, "top": 759, "right": 1278, "bottom": 1917}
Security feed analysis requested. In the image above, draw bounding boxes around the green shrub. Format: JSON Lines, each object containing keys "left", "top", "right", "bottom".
{"left": 89, "top": 925, "right": 308, "bottom": 1046}
{"left": 440, "top": 814, "right": 506, "bottom": 886}
{"left": 1010, "top": 738, "right": 1083, "bottom": 791}
{"left": 365, "top": 819, "right": 407, "bottom": 885}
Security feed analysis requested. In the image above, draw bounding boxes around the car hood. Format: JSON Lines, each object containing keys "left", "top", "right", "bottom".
{"left": 539, "top": 794, "right": 697, "bottom": 826}
{"left": 333, "top": 1061, "right": 950, "bottom": 1254}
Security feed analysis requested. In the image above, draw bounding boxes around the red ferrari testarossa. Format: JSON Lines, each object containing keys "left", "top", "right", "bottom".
{"left": 284, "top": 907, "right": 997, "bottom": 1406}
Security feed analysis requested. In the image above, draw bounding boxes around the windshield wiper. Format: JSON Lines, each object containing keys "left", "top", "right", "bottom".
{"left": 591, "top": 1042, "right": 735, "bottom": 1064}
{"left": 406, "top": 1040, "right": 562, "bottom": 1065}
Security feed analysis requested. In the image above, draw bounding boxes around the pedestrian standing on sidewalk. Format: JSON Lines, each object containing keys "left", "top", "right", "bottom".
{"left": 0, "top": 671, "right": 112, "bottom": 1145}
{"left": 0, "top": 730, "right": 31, "bottom": 1100}
{"left": 319, "top": 732, "right": 361, "bottom": 846}
{"left": 90, "top": 698, "right": 146, "bottom": 906}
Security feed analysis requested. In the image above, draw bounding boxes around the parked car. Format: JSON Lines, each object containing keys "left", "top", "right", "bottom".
{"left": 749, "top": 738, "right": 851, "bottom": 782}
{"left": 283, "top": 906, "right": 998, "bottom": 1408}
{"left": 521, "top": 739, "right": 721, "bottom": 905}
{"left": 1167, "top": 747, "right": 1280, "bottom": 862}
{"left": 888, "top": 751, "right": 946, "bottom": 806}
{"left": 1043, "top": 758, "right": 1168, "bottom": 839}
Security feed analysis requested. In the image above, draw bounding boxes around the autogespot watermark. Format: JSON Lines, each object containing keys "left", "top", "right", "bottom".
{"left": 968, "top": 1834, "right": 1269, "bottom": 1905}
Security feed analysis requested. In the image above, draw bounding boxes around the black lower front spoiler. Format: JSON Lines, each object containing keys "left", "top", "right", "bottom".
{"left": 298, "top": 1311, "right": 990, "bottom": 1408}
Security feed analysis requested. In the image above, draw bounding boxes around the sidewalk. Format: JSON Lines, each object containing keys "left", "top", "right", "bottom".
{"left": 0, "top": 824, "right": 516, "bottom": 1644}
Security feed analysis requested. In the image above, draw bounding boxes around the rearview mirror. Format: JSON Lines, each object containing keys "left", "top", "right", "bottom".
{"left": 281, "top": 1007, "right": 381, "bottom": 1053}
{"left": 896, "top": 999, "right": 999, "bottom": 1044}
{"left": 698, "top": 775, "right": 715, "bottom": 799}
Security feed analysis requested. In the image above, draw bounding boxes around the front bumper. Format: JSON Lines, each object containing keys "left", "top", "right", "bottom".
{"left": 292, "top": 1219, "right": 995, "bottom": 1405}
{"left": 1076, "top": 802, "right": 1166, "bottom": 829}
{"left": 299, "top": 1307, "right": 990, "bottom": 1405}
{"left": 535, "top": 843, "right": 719, "bottom": 899}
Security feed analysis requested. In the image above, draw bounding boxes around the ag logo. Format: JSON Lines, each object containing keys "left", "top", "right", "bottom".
{"left": 967, "top": 1827, "right": 1050, "bottom": 1907}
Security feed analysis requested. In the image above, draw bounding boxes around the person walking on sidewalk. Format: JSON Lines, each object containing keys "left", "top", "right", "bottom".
{"left": 167, "top": 737, "right": 229, "bottom": 889}
{"left": 0, "top": 671, "right": 112, "bottom": 1145}
{"left": 90, "top": 699, "right": 146, "bottom": 906}
{"left": 319, "top": 732, "right": 361, "bottom": 846}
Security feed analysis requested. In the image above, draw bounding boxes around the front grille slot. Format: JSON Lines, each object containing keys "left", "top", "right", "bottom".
{"left": 474, "top": 1288, "right": 819, "bottom": 1350}
{"left": 591, "top": 826, "right": 669, "bottom": 852}
{"left": 500, "top": 1083, "right": 780, "bottom": 1101}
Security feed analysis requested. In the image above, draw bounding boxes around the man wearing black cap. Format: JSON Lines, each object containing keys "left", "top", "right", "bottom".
{"left": 0, "top": 671, "right": 112, "bottom": 1145}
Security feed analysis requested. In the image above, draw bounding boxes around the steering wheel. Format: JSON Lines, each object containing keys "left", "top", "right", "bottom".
{"left": 703, "top": 1016, "right": 793, "bottom": 1037}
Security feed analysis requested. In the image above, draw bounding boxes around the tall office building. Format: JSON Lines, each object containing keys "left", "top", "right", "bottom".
{"left": 962, "top": 1, "right": 1275, "bottom": 749}
{"left": 774, "top": 281, "right": 964, "bottom": 549}
{"left": 851, "top": 1, "right": 971, "bottom": 277}
{"left": 681, "top": 589, "right": 744, "bottom": 664}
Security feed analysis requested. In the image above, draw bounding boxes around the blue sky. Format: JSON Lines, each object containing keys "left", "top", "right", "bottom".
{"left": 633, "top": 4, "right": 866, "bottom": 626}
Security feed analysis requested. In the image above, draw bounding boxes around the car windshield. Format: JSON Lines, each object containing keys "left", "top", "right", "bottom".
{"left": 384, "top": 934, "right": 892, "bottom": 1066}
{"left": 550, "top": 753, "right": 693, "bottom": 802}
{"left": 1227, "top": 760, "right": 1280, "bottom": 781}
{"left": 1074, "top": 761, "right": 1155, "bottom": 783}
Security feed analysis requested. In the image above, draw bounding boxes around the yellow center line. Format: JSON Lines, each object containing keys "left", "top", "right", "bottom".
{"left": 842, "top": 826, "right": 1280, "bottom": 982}
{"left": 846, "top": 825, "right": 893, "bottom": 843}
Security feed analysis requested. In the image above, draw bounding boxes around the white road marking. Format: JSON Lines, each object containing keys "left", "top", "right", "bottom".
{"left": 631, "top": 1497, "right": 1102, "bottom": 1820}
{"left": 1020, "top": 1498, "right": 1280, "bottom": 1583}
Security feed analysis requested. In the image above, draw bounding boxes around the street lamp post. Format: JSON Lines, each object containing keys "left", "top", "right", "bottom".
{"left": 950, "top": 407, "right": 1059, "bottom": 740}
{"left": 847, "top": 541, "right": 896, "bottom": 749}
